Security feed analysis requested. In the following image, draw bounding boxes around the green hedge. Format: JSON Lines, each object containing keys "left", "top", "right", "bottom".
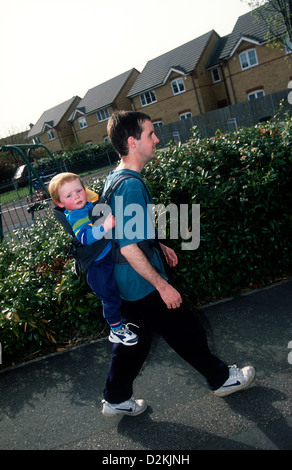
{"left": 143, "top": 115, "right": 292, "bottom": 304}
{"left": 1, "top": 114, "right": 291, "bottom": 366}
{"left": 0, "top": 218, "right": 106, "bottom": 366}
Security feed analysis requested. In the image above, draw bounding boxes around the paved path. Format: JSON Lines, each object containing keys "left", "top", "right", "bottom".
{"left": 1, "top": 280, "right": 291, "bottom": 452}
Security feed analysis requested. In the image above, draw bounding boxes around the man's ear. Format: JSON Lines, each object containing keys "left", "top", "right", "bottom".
{"left": 127, "top": 136, "right": 136, "bottom": 150}
{"left": 55, "top": 201, "right": 64, "bottom": 208}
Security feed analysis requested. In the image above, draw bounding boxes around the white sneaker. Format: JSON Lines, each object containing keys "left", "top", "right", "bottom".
{"left": 102, "top": 398, "right": 147, "bottom": 417}
{"left": 214, "top": 364, "right": 255, "bottom": 397}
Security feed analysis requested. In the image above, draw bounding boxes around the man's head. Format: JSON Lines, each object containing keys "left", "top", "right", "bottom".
{"left": 107, "top": 111, "right": 153, "bottom": 157}
{"left": 48, "top": 172, "right": 87, "bottom": 211}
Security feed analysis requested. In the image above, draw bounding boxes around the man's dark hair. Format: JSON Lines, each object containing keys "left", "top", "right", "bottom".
{"left": 107, "top": 111, "right": 151, "bottom": 156}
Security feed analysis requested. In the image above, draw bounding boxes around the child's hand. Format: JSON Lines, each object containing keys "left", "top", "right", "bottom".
{"left": 103, "top": 214, "right": 116, "bottom": 232}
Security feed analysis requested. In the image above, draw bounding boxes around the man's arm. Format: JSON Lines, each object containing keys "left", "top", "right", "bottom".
{"left": 121, "top": 243, "right": 182, "bottom": 309}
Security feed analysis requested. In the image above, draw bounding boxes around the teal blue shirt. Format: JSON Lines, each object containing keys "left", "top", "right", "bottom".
{"left": 104, "top": 169, "right": 166, "bottom": 301}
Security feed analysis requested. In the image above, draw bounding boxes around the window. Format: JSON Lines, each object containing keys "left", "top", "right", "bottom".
{"left": 179, "top": 112, "right": 192, "bottom": 120}
{"left": 153, "top": 120, "right": 163, "bottom": 128}
{"left": 33, "top": 136, "right": 41, "bottom": 144}
{"left": 284, "top": 35, "right": 292, "bottom": 54}
{"left": 78, "top": 116, "right": 87, "bottom": 129}
{"left": 171, "top": 78, "right": 186, "bottom": 95}
{"left": 47, "top": 129, "right": 55, "bottom": 141}
{"left": 97, "top": 107, "right": 110, "bottom": 122}
{"left": 248, "top": 89, "right": 265, "bottom": 100}
{"left": 140, "top": 90, "right": 157, "bottom": 107}
{"left": 239, "top": 49, "right": 258, "bottom": 70}
{"left": 211, "top": 68, "right": 221, "bottom": 83}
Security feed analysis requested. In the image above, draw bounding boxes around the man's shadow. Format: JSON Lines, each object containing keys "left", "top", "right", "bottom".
{"left": 117, "top": 385, "right": 291, "bottom": 450}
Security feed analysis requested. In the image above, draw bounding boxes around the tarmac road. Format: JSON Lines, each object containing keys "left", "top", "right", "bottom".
{"left": 0, "top": 280, "right": 291, "bottom": 452}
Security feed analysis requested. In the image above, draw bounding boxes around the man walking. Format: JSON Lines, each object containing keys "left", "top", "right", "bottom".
{"left": 101, "top": 111, "right": 255, "bottom": 417}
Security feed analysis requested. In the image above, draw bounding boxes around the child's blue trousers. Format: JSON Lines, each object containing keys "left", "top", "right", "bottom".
{"left": 86, "top": 253, "right": 122, "bottom": 327}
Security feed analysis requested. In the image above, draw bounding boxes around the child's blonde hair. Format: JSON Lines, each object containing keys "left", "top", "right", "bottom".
{"left": 48, "top": 172, "right": 84, "bottom": 204}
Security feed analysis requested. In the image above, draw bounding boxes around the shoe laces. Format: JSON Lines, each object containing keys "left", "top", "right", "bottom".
{"left": 125, "top": 322, "right": 139, "bottom": 330}
{"left": 228, "top": 364, "right": 242, "bottom": 378}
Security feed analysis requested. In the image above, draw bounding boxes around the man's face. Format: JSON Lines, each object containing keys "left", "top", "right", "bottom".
{"left": 135, "top": 120, "right": 160, "bottom": 162}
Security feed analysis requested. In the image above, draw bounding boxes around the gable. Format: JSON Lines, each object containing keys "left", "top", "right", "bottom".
{"left": 128, "top": 30, "right": 215, "bottom": 97}
{"left": 28, "top": 96, "right": 80, "bottom": 137}
{"left": 73, "top": 69, "right": 137, "bottom": 117}
{"left": 220, "top": 4, "right": 287, "bottom": 60}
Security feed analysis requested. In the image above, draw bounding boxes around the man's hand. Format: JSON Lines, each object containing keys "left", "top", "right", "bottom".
{"left": 121, "top": 243, "right": 182, "bottom": 309}
{"left": 156, "top": 281, "right": 182, "bottom": 309}
{"left": 159, "top": 243, "right": 178, "bottom": 267}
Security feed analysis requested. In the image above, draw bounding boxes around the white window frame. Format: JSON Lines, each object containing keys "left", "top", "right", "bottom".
{"left": 140, "top": 90, "right": 157, "bottom": 107}
{"left": 171, "top": 78, "right": 186, "bottom": 95}
{"left": 179, "top": 112, "right": 192, "bottom": 120}
{"left": 211, "top": 67, "right": 221, "bottom": 83}
{"left": 47, "top": 129, "right": 55, "bottom": 141}
{"left": 239, "top": 48, "right": 258, "bottom": 70}
{"left": 33, "top": 136, "right": 41, "bottom": 145}
{"left": 78, "top": 116, "right": 87, "bottom": 129}
{"left": 97, "top": 107, "right": 110, "bottom": 122}
{"left": 248, "top": 89, "right": 265, "bottom": 100}
{"left": 153, "top": 120, "right": 163, "bottom": 128}
{"left": 284, "top": 35, "right": 292, "bottom": 54}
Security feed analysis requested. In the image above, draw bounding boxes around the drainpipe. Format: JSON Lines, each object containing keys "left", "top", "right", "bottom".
{"left": 220, "top": 62, "right": 231, "bottom": 105}
{"left": 225, "top": 60, "right": 237, "bottom": 104}
{"left": 191, "top": 73, "right": 202, "bottom": 114}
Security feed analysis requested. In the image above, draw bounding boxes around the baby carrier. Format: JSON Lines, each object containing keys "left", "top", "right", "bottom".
{"left": 52, "top": 173, "right": 159, "bottom": 273}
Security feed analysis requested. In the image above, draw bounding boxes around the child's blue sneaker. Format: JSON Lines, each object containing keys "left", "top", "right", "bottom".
{"left": 109, "top": 323, "right": 138, "bottom": 346}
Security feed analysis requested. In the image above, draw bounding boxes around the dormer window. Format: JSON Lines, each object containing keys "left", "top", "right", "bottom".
{"left": 47, "top": 129, "right": 55, "bottom": 141}
{"left": 78, "top": 116, "right": 87, "bottom": 129}
{"left": 171, "top": 78, "right": 186, "bottom": 95}
{"left": 239, "top": 48, "right": 258, "bottom": 70}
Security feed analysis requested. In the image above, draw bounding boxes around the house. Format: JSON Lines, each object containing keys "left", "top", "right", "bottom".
{"left": 69, "top": 68, "right": 139, "bottom": 145}
{"left": 127, "top": 31, "right": 221, "bottom": 127}
{"left": 206, "top": 5, "right": 292, "bottom": 106}
{"left": 27, "top": 96, "right": 81, "bottom": 152}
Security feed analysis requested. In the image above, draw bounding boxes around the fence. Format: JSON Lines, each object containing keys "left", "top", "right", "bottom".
{"left": 0, "top": 197, "right": 55, "bottom": 243}
{"left": 0, "top": 147, "right": 119, "bottom": 242}
{"left": 155, "top": 89, "right": 289, "bottom": 146}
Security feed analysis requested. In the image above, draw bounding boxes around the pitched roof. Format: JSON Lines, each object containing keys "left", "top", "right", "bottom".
{"left": 206, "top": 35, "right": 229, "bottom": 69}
{"left": 73, "top": 68, "right": 137, "bottom": 117}
{"left": 127, "top": 30, "right": 216, "bottom": 97}
{"left": 219, "top": 4, "right": 287, "bottom": 60}
{"left": 28, "top": 96, "right": 79, "bottom": 137}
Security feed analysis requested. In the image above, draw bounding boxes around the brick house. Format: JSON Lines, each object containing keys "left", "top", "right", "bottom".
{"left": 128, "top": 4, "right": 291, "bottom": 127}
{"left": 127, "top": 31, "right": 221, "bottom": 127}
{"left": 206, "top": 5, "right": 292, "bottom": 107}
{"left": 27, "top": 96, "right": 81, "bottom": 152}
{"left": 69, "top": 68, "right": 139, "bottom": 145}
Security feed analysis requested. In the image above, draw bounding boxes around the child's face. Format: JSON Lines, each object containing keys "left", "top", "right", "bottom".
{"left": 56, "top": 179, "right": 87, "bottom": 212}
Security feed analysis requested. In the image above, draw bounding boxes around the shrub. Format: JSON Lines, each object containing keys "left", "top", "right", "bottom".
{"left": 143, "top": 114, "right": 292, "bottom": 304}
{"left": 0, "top": 216, "right": 106, "bottom": 366}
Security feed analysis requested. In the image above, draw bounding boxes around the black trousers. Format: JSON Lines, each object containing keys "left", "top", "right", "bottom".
{"left": 103, "top": 290, "right": 229, "bottom": 404}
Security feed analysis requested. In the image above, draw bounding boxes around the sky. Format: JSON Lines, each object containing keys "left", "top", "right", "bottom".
{"left": 0, "top": 0, "right": 252, "bottom": 138}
